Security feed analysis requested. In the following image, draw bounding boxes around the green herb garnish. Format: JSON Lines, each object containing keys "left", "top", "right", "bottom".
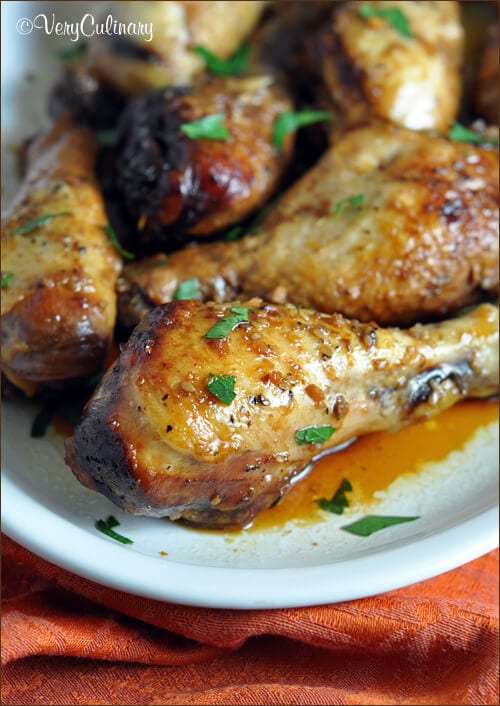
{"left": 273, "top": 110, "right": 332, "bottom": 153}
{"left": 1, "top": 272, "right": 14, "bottom": 288}
{"left": 57, "top": 42, "right": 87, "bottom": 61}
{"left": 104, "top": 224, "right": 135, "bottom": 260}
{"left": 173, "top": 278, "right": 199, "bottom": 300}
{"left": 317, "top": 478, "right": 352, "bottom": 515}
{"left": 359, "top": 3, "right": 412, "bottom": 38}
{"left": 181, "top": 113, "right": 230, "bottom": 141}
{"left": 341, "top": 514, "right": 420, "bottom": 537}
{"left": 225, "top": 225, "right": 245, "bottom": 241}
{"left": 31, "top": 403, "right": 56, "bottom": 438}
{"left": 225, "top": 225, "right": 263, "bottom": 241}
{"left": 333, "top": 193, "right": 365, "bottom": 218}
{"left": 95, "top": 516, "right": 133, "bottom": 544}
{"left": 229, "top": 305, "right": 249, "bottom": 318}
{"left": 95, "top": 128, "right": 120, "bottom": 147}
{"left": 194, "top": 43, "right": 250, "bottom": 76}
{"left": 448, "top": 121, "right": 499, "bottom": 145}
{"left": 150, "top": 257, "right": 168, "bottom": 267}
{"left": 204, "top": 308, "right": 249, "bottom": 339}
{"left": 10, "top": 212, "right": 72, "bottom": 235}
{"left": 207, "top": 373, "right": 236, "bottom": 404}
{"left": 295, "top": 425, "right": 336, "bottom": 445}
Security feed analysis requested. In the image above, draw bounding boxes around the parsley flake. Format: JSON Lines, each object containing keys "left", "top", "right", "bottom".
{"left": 204, "top": 309, "right": 249, "bottom": 339}
{"left": 448, "top": 122, "right": 499, "bottom": 145}
{"left": 57, "top": 42, "right": 87, "bottom": 61}
{"left": 341, "top": 514, "right": 420, "bottom": 537}
{"left": 207, "top": 373, "right": 236, "bottom": 404}
{"left": 333, "top": 193, "right": 365, "bottom": 218}
{"left": 295, "top": 425, "right": 336, "bottom": 445}
{"left": 181, "top": 113, "right": 230, "bottom": 141}
{"left": 104, "top": 224, "right": 135, "bottom": 260}
{"left": 149, "top": 256, "right": 169, "bottom": 268}
{"left": 359, "top": 4, "right": 412, "bottom": 38}
{"left": 95, "top": 516, "right": 133, "bottom": 544}
{"left": 317, "top": 478, "right": 352, "bottom": 515}
{"left": 173, "top": 278, "right": 199, "bottom": 300}
{"left": 31, "top": 403, "right": 56, "bottom": 438}
{"left": 225, "top": 225, "right": 244, "bottom": 241}
{"left": 194, "top": 43, "right": 250, "bottom": 76}
{"left": 10, "top": 212, "right": 72, "bottom": 235}
{"left": 273, "top": 110, "right": 332, "bottom": 153}
{"left": 229, "top": 305, "right": 249, "bottom": 318}
{"left": 95, "top": 128, "right": 121, "bottom": 147}
{"left": 1, "top": 272, "right": 14, "bottom": 288}
{"left": 225, "top": 225, "right": 263, "bottom": 241}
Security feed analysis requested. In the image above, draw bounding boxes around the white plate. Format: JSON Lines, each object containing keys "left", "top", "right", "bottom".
{"left": 1, "top": 1, "right": 499, "bottom": 609}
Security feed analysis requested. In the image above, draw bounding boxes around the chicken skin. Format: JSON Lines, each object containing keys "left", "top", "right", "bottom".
{"left": 312, "top": 0, "right": 464, "bottom": 132}
{"left": 118, "top": 123, "right": 499, "bottom": 328}
{"left": 65, "top": 300, "right": 499, "bottom": 528}
{"left": 112, "top": 74, "right": 294, "bottom": 248}
{"left": 87, "top": 1, "right": 267, "bottom": 95}
{"left": 1, "top": 116, "right": 122, "bottom": 395}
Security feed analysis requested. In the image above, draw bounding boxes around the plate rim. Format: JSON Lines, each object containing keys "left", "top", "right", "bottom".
{"left": 2, "top": 463, "right": 498, "bottom": 609}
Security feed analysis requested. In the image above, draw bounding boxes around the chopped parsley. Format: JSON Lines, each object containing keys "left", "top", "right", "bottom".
{"left": 207, "top": 373, "right": 236, "bottom": 404}
{"left": 225, "top": 224, "right": 263, "bottom": 241}
{"left": 272, "top": 110, "right": 332, "bottom": 153}
{"left": 333, "top": 193, "right": 365, "bottom": 218}
{"left": 10, "top": 212, "right": 72, "bottom": 235}
{"left": 295, "top": 425, "right": 336, "bottom": 445}
{"left": 229, "top": 305, "right": 249, "bottom": 318}
{"left": 448, "top": 121, "right": 499, "bottom": 145}
{"left": 31, "top": 403, "right": 56, "bottom": 438}
{"left": 94, "top": 128, "right": 121, "bottom": 147}
{"left": 173, "top": 278, "right": 199, "bottom": 300}
{"left": 204, "top": 307, "right": 249, "bottom": 339}
{"left": 194, "top": 43, "right": 250, "bottom": 75}
{"left": 181, "top": 113, "right": 230, "bottom": 141}
{"left": 317, "top": 478, "right": 352, "bottom": 515}
{"left": 225, "top": 225, "right": 245, "bottom": 241}
{"left": 150, "top": 257, "right": 168, "bottom": 267}
{"left": 1, "top": 272, "right": 14, "bottom": 288}
{"left": 359, "top": 4, "right": 412, "bottom": 38}
{"left": 341, "top": 514, "right": 420, "bottom": 537}
{"left": 104, "top": 224, "right": 135, "bottom": 260}
{"left": 57, "top": 42, "right": 87, "bottom": 61}
{"left": 95, "top": 516, "right": 133, "bottom": 544}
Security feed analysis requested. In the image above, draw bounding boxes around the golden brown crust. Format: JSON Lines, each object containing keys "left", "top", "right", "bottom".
{"left": 312, "top": 0, "right": 463, "bottom": 132}
{"left": 1, "top": 115, "right": 122, "bottom": 393}
{"left": 113, "top": 74, "right": 294, "bottom": 245}
{"left": 66, "top": 299, "right": 499, "bottom": 527}
{"left": 118, "top": 123, "right": 499, "bottom": 327}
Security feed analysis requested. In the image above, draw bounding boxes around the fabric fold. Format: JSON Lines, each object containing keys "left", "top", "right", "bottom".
{"left": 1, "top": 536, "right": 498, "bottom": 705}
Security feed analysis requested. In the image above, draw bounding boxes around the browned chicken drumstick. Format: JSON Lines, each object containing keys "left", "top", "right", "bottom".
{"left": 112, "top": 74, "right": 294, "bottom": 248}
{"left": 1, "top": 116, "right": 122, "bottom": 395}
{"left": 118, "top": 122, "right": 499, "bottom": 328}
{"left": 86, "top": 0, "right": 267, "bottom": 95}
{"left": 312, "top": 0, "right": 464, "bottom": 132}
{"left": 65, "top": 300, "right": 499, "bottom": 528}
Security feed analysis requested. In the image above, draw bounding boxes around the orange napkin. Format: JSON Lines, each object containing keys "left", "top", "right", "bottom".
{"left": 2, "top": 535, "right": 498, "bottom": 705}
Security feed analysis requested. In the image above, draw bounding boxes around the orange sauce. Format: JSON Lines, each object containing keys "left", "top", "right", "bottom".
{"left": 250, "top": 400, "right": 499, "bottom": 532}
{"left": 52, "top": 415, "right": 75, "bottom": 437}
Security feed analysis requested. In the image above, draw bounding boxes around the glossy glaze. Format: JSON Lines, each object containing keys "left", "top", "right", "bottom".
{"left": 66, "top": 299, "right": 499, "bottom": 528}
